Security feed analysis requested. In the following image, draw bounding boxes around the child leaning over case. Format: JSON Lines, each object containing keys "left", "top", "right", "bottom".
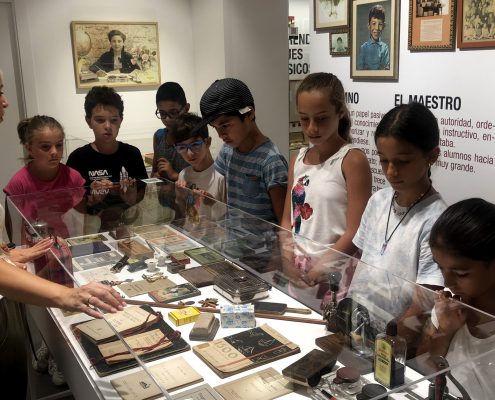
{"left": 67, "top": 86, "right": 148, "bottom": 188}
{"left": 169, "top": 113, "right": 226, "bottom": 222}
{"left": 152, "top": 82, "right": 190, "bottom": 181}
{"left": 198, "top": 78, "right": 288, "bottom": 223}
{"left": 418, "top": 198, "right": 495, "bottom": 399}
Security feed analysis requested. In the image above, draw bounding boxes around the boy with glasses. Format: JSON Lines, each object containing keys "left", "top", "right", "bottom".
{"left": 152, "top": 82, "right": 190, "bottom": 181}
{"left": 170, "top": 113, "right": 226, "bottom": 221}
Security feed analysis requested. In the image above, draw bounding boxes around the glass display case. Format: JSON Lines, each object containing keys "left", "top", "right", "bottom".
{"left": 6, "top": 181, "right": 494, "bottom": 400}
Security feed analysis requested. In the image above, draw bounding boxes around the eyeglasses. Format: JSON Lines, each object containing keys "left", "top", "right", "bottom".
{"left": 175, "top": 140, "right": 205, "bottom": 154}
{"left": 155, "top": 107, "right": 183, "bottom": 119}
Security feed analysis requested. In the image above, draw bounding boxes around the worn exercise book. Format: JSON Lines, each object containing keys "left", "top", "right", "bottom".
{"left": 178, "top": 261, "right": 240, "bottom": 287}
{"left": 192, "top": 324, "right": 300, "bottom": 378}
{"left": 75, "top": 307, "right": 190, "bottom": 377}
{"left": 118, "top": 277, "right": 175, "bottom": 298}
{"left": 74, "top": 305, "right": 161, "bottom": 344}
{"left": 98, "top": 329, "right": 172, "bottom": 363}
{"left": 70, "top": 241, "right": 111, "bottom": 258}
{"left": 172, "top": 384, "right": 223, "bottom": 400}
{"left": 148, "top": 283, "right": 201, "bottom": 304}
{"left": 111, "top": 356, "right": 203, "bottom": 400}
{"left": 215, "top": 368, "right": 293, "bottom": 400}
{"left": 184, "top": 247, "right": 225, "bottom": 265}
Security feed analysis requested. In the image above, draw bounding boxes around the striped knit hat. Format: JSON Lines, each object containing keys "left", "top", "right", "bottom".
{"left": 198, "top": 78, "right": 254, "bottom": 128}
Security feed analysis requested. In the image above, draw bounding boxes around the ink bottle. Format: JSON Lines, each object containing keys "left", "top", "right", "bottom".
{"left": 328, "top": 366, "right": 363, "bottom": 398}
{"left": 374, "top": 320, "right": 406, "bottom": 388}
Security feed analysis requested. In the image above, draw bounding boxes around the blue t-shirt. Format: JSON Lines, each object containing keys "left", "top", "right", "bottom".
{"left": 214, "top": 139, "right": 288, "bottom": 222}
{"left": 357, "top": 38, "right": 389, "bottom": 70}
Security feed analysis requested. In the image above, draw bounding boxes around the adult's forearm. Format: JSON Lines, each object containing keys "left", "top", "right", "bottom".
{"left": 0, "top": 261, "right": 68, "bottom": 308}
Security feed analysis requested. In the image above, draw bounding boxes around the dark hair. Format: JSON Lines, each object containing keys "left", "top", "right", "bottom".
{"left": 337, "top": 37, "right": 343, "bottom": 42}
{"left": 168, "top": 113, "right": 208, "bottom": 145}
{"left": 375, "top": 102, "right": 439, "bottom": 153}
{"left": 84, "top": 86, "right": 124, "bottom": 118}
{"left": 17, "top": 115, "right": 64, "bottom": 145}
{"left": 156, "top": 82, "right": 187, "bottom": 106}
{"left": 296, "top": 72, "right": 351, "bottom": 142}
{"left": 430, "top": 198, "right": 495, "bottom": 263}
{"left": 108, "top": 30, "right": 126, "bottom": 42}
{"left": 369, "top": 4, "right": 386, "bottom": 23}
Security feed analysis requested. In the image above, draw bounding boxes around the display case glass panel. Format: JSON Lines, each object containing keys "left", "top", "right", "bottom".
{"left": 7, "top": 181, "right": 495, "bottom": 400}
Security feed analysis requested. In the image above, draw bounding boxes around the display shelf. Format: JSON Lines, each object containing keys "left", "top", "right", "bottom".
{"left": 7, "top": 181, "right": 494, "bottom": 400}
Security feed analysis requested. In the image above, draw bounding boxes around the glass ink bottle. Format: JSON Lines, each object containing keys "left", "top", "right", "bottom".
{"left": 374, "top": 319, "right": 406, "bottom": 388}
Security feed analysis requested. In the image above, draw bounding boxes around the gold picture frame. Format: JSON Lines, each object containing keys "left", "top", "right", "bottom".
{"left": 457, "top": 0, "right": 495, "bottom": 49}
{"left": 70, "top": 21, "right": 161, "bottom": 89}
{"left": 330, "top": 28, "right": 351, "bottom": 56}
{"left": 351, "top": 0, "right": 400, "bottom": 80}
{"left": 409, "top": 0, "right": 456, "bottom": 51}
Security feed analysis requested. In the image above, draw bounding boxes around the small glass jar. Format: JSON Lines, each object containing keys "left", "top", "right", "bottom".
{"left": 328, "top": 366, "right": 363, "bottom": 398}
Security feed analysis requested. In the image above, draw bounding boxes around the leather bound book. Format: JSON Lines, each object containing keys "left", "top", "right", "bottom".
{"left": 282, "top": 349, "right": 337, "bottom": 387}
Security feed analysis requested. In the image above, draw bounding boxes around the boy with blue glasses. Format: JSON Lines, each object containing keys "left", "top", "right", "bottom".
{"left": 170, "top": 113, "right": 226, "bottom": 218}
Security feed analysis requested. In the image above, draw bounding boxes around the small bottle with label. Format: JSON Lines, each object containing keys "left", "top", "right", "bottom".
{"left": 374, "top": 319, "right": 406, "bottom": 388}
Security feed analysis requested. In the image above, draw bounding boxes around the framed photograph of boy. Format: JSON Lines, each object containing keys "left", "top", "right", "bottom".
{"left": 351, "top": 0, "right": 400, "bottom": 80}
{"left": 409, "top": 0, "right": 456, "bottom": 51}
{"left": 457, "top": 0, "right": 495, "bottom": 48}
{"left": 314, "top": 0, "right": 349, "bottom": 31}
{"left": 70, "top": 21, "right": 161, "bottom": 89}
{"left": 330, "top": 29, "right": 351, "bottom": 56}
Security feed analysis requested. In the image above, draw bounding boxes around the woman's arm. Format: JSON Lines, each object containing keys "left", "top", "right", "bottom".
{"left": 0, "top": 260, "right": 125, "bottom": 318}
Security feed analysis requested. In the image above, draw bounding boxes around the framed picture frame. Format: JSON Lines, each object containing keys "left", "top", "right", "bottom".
{"left": 70, "top": 21, "right": 161, "bottom": 89}
{"left": 314, "top": 0, "right": 349, "bottom": 31}
{"left": 330, "top": 28, "right": 351, "bottom": 56}
{"left": 457, "top": 0, "right": 495, "bottom": 48}
{"left": 351, "top": 0, "right": 400, "bottom": 80}
{"left": 408, "top": 0, "right": 456, "bottom": 50}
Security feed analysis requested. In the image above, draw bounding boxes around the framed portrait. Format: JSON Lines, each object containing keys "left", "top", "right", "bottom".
{"left": 330, "top": 29, "right": 351, "bottom": 56}
{"left": 457, "top": 0, "right": 495, "bottom": 48}
{"left": 314, "top": 0, "right": 349, "bottom": 31}
{"left": 409, "top": 0, "right": 456, "bottom": 50}
{"left": 351, "top": 0, "right": 400, "bottom": 80}
{"left": 70, "top": 21, "right": 161, "bottom": 89}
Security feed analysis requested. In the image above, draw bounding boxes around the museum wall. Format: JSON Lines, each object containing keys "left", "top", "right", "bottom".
{"left": 8, "top": 0, "right": 288, "bottom": 160}
{"left": 307, "top": 1, "right": 495, "bottom": 204}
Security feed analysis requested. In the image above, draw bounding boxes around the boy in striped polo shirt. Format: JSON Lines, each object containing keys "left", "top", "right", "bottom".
{"left": 195, "top": 78, "right": 288, "bottom": 223}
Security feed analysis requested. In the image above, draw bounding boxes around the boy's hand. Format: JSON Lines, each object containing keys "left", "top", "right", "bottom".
{"left": 157, "top": 158, "right": 173, "bottom": 175}
{"left": 90, "top": 179, "right": 114, "bottom": 189}
{"left": 175, "top": 179, "right": 188, "bottom": 189}
{"left": 434, "top": 290, "right": 467, "bottom": 337}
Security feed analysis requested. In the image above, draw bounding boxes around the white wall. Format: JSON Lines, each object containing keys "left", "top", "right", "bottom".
{"left": 13, "top": 0, "right": 196, "bottom": 155}
{"left": 309, "top": 2, "right": 495, "bottom": 204}
{"left": 223, "top": 0, "right": 289, "bottom": 159}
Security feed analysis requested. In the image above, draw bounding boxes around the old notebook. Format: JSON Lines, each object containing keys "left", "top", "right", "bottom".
{"left": 74, "top": 305, "right": 161, "bottom": 344}
{"left": 193, "top": 324, "right": 300, "bottom": 378}
{"left": 75, "top": 306, "right": 190, "bottom": 377}
{"left": 178, "top": 261, "right": 240, "bottom": 287}
{"left": 111, "top": 356, "right": 203, "bottom": 400}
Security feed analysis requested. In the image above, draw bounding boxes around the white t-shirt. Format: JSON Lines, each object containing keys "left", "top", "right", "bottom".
{"left": 431, "top": 307, "right": 495, "bottom": 399}
{"left": 349, "top": 187, "right": 446, "bottom": 329}
{"left": 291, "top": 144, "right": 352, "bottom": 249}
{"left": 178, "top": 164, "right": 226, "bottom": 221}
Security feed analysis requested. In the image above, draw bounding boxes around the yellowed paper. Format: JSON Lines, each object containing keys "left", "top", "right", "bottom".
{"left": 76, "top": 306, "right": 159, "bottom": 343}
{"left": 215, "top": 368, "right": 293, "bottom": 400}
{"left": 98, "top": 329, "right": 171, "bottom": 363}
{"left": 111, "top": 356, "right": 203, "bottom": 400}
